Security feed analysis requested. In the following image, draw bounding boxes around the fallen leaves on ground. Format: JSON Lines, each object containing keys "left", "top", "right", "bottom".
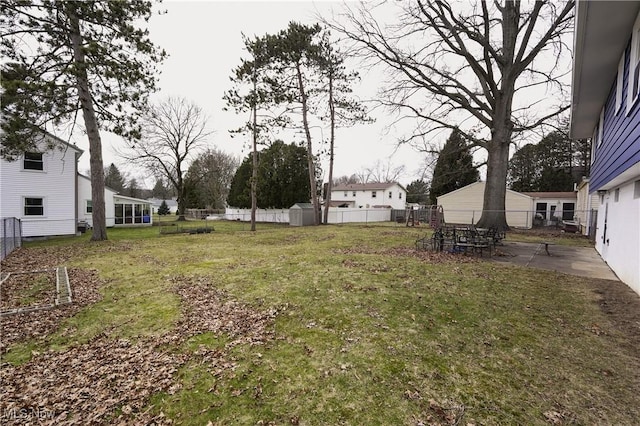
{"left": 0, "top": 268, "right": 104, "bottom": 353}
{"left": 1, "top": 270, "right": 57, "bottom": 311}
{"left": 1, "top": 274, "right": 278, "bottom": 424}
{"left": 1, "top": 336, "right": 185, "bottom": 425}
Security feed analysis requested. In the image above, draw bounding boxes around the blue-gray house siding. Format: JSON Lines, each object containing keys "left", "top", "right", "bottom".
{"left": 591, "top": 42, "right": 640, "bottom": 192}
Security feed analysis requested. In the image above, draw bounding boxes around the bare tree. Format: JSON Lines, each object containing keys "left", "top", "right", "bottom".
{"left": 360, "top": 159, "right": 406, "bottom": 183}
{"left": 326, "top": 0, "right": 574, "bottom": 229}
{"left": 119, "top": 97, "right": 211, "bottom": 220}
{"left": 333, "top": 174, "right": 361, "bottom": 186}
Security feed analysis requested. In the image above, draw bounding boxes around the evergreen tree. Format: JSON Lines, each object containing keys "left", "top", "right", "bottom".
{"left": 227, "top": 141, "right": 310, "bottom": 209}
{"left": 227, "top": 157, "right": 253, "bottom": 209}
{"left": 104, "top": 163, "right": 126, "bottom": 193}
{"left": 151, "top": 178, "right": 172, "bottom": 199}
{"left": 406, "top": 179, "right": 430, "bottom": 204}
{"left": 508, "top": 144, "right": 540, "bottom": 192}
{"left": 126, "top": 178, "right": 140, "bottom": 198}
{"left": 1, "top": 1, "right": 166, "bottom": 240}
{"left": 429, "top": 129, "right": 479, "bottom": 204}
{"left": 508, "top": 129, "right": 591, "bottom": 192}
{"left": 158, "top": 200, "right": 170, "bottom": 216}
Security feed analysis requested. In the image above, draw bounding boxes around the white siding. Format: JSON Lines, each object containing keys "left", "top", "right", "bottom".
{"left": 437, "top": 182, "right": 533, "bottom": 228}
{"left": 575, "top": 180, "right": 600, "bottom": 236}
{"left": 77, "top": 175, "right": 117, "bottom": 227}
{"left": 0, "top": 139, "right": 80, "bottom": 237}
{"left": 595, "top": 183, "right": 640, "bottom": 294}
{"left": 330, "top": 183, "right": 406, "bottom": 210}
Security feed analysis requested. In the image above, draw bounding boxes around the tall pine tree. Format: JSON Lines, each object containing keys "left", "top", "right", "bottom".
{"left": 1, "top": 1, "right": 166, "bottom": 240}
{"left": 429, "top": 129, "right": 479, "bottom": 204}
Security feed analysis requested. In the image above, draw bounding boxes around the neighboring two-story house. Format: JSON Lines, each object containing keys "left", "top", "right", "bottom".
{"left": 0, "top": 133, "right": 83, "bottom": 237}
{"left": 1, "top": 131, "right": 153, "bottom": 237}
{"left": 570, "top": 1, "right": 640, "bottom": 294}
{"left": 330, "top": 182, "right": 407, "bottom": 210}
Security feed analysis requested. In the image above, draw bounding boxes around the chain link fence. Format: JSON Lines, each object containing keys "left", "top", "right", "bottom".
{"left": 1, "top": 217, "right": 22, "bottom": 261}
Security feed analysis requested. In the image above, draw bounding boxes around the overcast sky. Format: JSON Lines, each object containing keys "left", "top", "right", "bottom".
{"left": 75, "top": 0, "right": 429, "bottom": 188}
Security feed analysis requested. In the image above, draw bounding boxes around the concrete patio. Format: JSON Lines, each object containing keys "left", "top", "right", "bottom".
{"left": 492, "top": 241, "right": 619, "bottom": 281}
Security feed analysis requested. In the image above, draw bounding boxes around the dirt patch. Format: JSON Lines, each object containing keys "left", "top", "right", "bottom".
{"left": 588, "top": 279, "right": 640, "bottom": 356}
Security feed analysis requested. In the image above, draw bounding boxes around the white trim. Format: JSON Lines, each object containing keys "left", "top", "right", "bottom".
{"left": 591, "top": 126, "right": 597, "bottom": 163}
{"left": 627, "top": 11, "right": 640, "bottom": 114}
{"left": 616, "top": 51, "right": 625, "bottom": 114}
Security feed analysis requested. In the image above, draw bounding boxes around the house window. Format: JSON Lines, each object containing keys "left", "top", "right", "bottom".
{"left": 628, "top": 14, "right": 640, "bottom": 113}
{"left": 352, "top": 191, "right": 356, "bottom": 197}
{"left": 399, "top": 192, "right": 402, "bottom": 199}
{"left": 344, "top": 191, "right": 348, "bottom": 197}
{"left": 562, "top": 203, "right": 575, "bottom": 221}
{"left": 372, "top": 191, "right": 377, "bottom": 198}
{"left": 536, "top": 202, "right": 547, "bottom": 219}
{"left": 614, "top": 188, "right": 620, "bottom": 202}
{"left": 23, "top": 152, "right": 44, "bottom": 171}
{"left": 597, "top": 107, "right": 604, "bottom": 147}
{"left": 634, "top": 180, "right": 640, "bottom": 199}
{"left": 115, "top": 203, "right": 124, "bottom": 224}
{"left": 24, "top": 197, "right": 44, "bottom": 216}
{"left": 388, "top": 191, "right": 392, "bottom": 199}
{"left": 616, "top": 52, "right": 625, "bottom": 114}
{"left": 86, "top": 200, "right": 93, "bottom": 214}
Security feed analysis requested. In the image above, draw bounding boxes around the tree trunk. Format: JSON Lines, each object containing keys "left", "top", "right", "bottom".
{"left": 250, "top": 74, "right": 258, "bottom": 231}
{"left": 323, "top": 67, "right": 335, "bottom": 225}
{"left": 476, "top": 129, "right": 511, "bottom": 231}
{"left": 67, "top": 5, "right": 107, "bottom": 241}
{"left": 296, "top": 62, "right": 319, "bottom": 225}
{"left": 176, "top": 176, "right": 187, "bottom": 221}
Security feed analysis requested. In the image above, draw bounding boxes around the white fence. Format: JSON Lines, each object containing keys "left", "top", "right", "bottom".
{"left": 326, "top": 208, "right": 390, "bottom": 224}
{"left": 223, "top": 208, "right": 290, "bottom": 223}
{"left": 222, "top": 207, "right": 392, "bottom": 224}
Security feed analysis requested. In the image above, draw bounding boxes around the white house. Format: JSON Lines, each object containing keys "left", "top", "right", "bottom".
{"left": 570, "top": 1, "right": 640, "bottom": 294}
{"left": 77, "top": 175, "right": 152, "bottom": 227}
{"left": 1, "top": 131, "right": 152, "bottom": 237}
{"left": 77, "top": 174, "right": 117, "bottom": 227}
{"left": 521, "top": 191, "right": 578, "bottom": 226}
{"left": 330, "top": 182, "right": 407, "bottom": 210}
{"left": 148, "top": 197, "right": 178, "bottom": 215}
{"left": 575, "top": 178, "right": 599, "bottom": 237}
{"left": 0, "top": 133, "right": 82, "bottom": 237}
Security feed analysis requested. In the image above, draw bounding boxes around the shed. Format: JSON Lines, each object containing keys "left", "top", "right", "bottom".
{"left": 289, "top": 203, "right": 317, "bottom": 226}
